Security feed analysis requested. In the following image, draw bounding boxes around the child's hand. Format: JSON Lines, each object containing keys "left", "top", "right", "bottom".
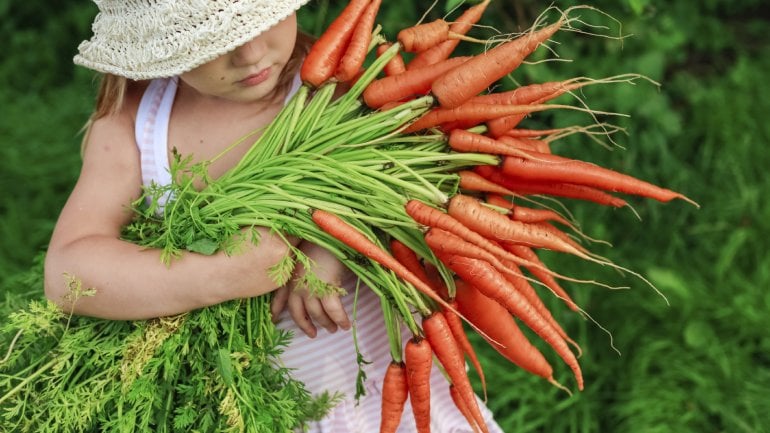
{"left": 270, "top": 242, "right": 351, "bottom": 338}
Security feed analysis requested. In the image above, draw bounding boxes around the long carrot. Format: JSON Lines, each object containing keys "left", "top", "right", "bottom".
{"left": 403, "top": 102, "right": 567, "bottom": 133}
{"left": 485, "top": 194, "right": 573, "bottom": 228}
{"left": 504, "top": 243, "right": 580, "bottom": 312}
{"left": 422, "top": 312, "right": 490, "bottom": 433}
{"left": 363, "top": 56, "right": 470, "bottom": 109}
{"left": 311, "top": 209, "right": 458, "bottom": 314}
{"left": 431, "top": 19, "right": 565, "bottom": 108}
{"left": 453, "top": 279, "right": 555, "bottom": 381}
{"left": 408, "top": 0, "right": 491, "bottom": 70}
{"left": 380, "top": 361, "right": 409, "bottom": 433}
{"left": 473, "top": 165, "right": 629, "bottom": 208}
{"left": 390, "top": 239, "right": 432, "bottom": 287}
{"left": 443, "top": 299, "right": 486, "bottom": 400}
{"left": 335, "top": 0, "right": 382, "bottom": 82}
{"left": 404, "top": 337, "right": 433, "bottom": 433}
{"left": 458, "top": 170, "right": 517, "bottom": 196}
{"left": 444, "top": 254, "right": 584, "bottom": 390}
{"left": 497, "top": 135, "right": 552, "bottom": 154}
{"left": 449, "top": 384, "right": 481, "bottom": 433}
{"left": 500, "top": 153, "right": 696, "bottom": 204}
{"left": 300, "top": 0, "right": 371, "bottom": 87}
{"left": 447, "top": 128, "right": 534, "bottom": 158}
{"left": 447, "top": 194, "right": 589, "bottom": 257}
{"left": 398, "top": 19, "right": 451, "bottom": 52}
{"left": 377, "top": 43, "right": 407, "bottom": 76}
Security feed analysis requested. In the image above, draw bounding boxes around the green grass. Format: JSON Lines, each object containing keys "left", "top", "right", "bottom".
{"left": 2, "top": 0, "right": 769, "bottom": 432}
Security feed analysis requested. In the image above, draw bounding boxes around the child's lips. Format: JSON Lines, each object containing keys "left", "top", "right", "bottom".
{"left": 239, "top": 67, "right": 271, "bottom": 86}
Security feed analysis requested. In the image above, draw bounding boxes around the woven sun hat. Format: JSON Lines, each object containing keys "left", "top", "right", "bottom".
{"left": 74, "top": 0, "right": 311, "bottom": 80}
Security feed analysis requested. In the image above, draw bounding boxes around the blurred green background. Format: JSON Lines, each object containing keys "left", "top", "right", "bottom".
{"left": 1, "top": 0, "right": 768, "bottom": 432}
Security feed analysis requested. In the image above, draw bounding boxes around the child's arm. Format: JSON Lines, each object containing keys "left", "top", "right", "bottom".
{"left": 270, "top": 241, "right": 352, "bottom": 337}
{"left": 44, "top": 101, "right": 297, "bottom": 320}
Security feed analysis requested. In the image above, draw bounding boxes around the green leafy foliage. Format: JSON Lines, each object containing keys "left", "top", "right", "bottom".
{"left": 2, "top": 0, "right": 770, "bottom": 432}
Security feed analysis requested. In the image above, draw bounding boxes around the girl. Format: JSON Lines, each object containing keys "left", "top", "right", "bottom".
{"left": 47, "top": 0, "right": 505, "bottom": 431}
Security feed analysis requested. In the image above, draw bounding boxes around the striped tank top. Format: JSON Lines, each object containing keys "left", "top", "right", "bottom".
{"left": 135, "top": 76, "right": 503, "bottom": 433}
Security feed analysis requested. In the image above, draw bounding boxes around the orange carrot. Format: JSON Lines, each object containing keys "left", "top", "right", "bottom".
{"left": 444, "top": 299, "right": 486, "bottom": 400}
{"left": 500, "top": 153, "right": 694, "bottom": 204}
{"left": 497, "top": 260, "right": 580, "bottom": 353}
{"left": 404, "top": 337, "right": 433, "bottom": 433}
{"left": 390, "top": 239, "right": 432, "bottom": 287}
{"left": 300, "top": 0, "right": 371, "bottom": 87}
{"left": 377, "top": 43, "right": 407, "bottom": 76}
{"left": 453, "top": 279, "right": 555, "bottom": 380}
{"left": 398, "top": 19, "right": 451, "bottom": 52}
{"left": 380, "top": 361, "right": 410, "bottom": 433}
{"left": 473, "top": 165, "right": 629, "bottom": 208}
{"left": 408, "top": 0, "right": 491, "bottom": 69}
{"left": 444, "top": 254, "right": 583, "bottom": 390}
{"left": 505, "top": 243, "right": 580, "bottom": 312}
{"left": 422, "top": 312, "right": 490, "bottom": 433}
{"left": 447, "top": 194, "right": 588, "bottom": 256}
{"left": 498, "top": 135, "right": 552, "bottom": 154}
{"left": 335, "top": 0, "right": 382, "bottom": 82}
{"left": 363, "top": 56, "right": 470, "bottom": 109}
{"left": 432, "top": 19, "right": 565, "bottom": 108}
{"left": 449, "top": 384, "right": 481, "bottom": 433}
{"left": 404, "top": 102, "right": 562, "bottom": 133}
{"left": 311, "top": 209, "right": 458, "bottom": 314}
{"left": 458, "top": 170, "right": 516, "bottom": 196}
{"left": 447, "top": 128, "right": 534, "bottom": 158}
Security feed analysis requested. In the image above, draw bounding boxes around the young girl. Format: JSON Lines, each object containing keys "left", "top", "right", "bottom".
{"left": 47, "top": 1, "right": 505, "bottom": 431}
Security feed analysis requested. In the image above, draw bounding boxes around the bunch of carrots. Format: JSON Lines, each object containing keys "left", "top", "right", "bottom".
{"left": 296, "top": 1, "right": 696, "bottom": 432}
{"left": 0, "top": 1, "right": 696, "bottom": 432}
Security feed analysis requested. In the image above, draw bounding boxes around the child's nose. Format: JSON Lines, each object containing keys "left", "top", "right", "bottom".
{"left": 231, "top": 37, "right": 268, "bottom": 66}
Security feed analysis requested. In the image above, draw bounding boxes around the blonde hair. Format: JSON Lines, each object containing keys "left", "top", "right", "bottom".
{"left": 80, "top": 31, "right": 314, "bottom": 150}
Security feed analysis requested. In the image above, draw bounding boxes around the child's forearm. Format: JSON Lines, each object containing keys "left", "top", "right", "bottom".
{"left": 44, "top": 230, "right": 294, "bottom": 320}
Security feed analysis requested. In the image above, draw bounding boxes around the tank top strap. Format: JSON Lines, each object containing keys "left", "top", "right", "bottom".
{"left": 135, "top": 76, "right": 178, "bottom": 198}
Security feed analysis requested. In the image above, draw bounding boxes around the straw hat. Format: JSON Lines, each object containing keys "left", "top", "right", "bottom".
{"left": 74, "top": 0, "right": 311, "bottom": 80}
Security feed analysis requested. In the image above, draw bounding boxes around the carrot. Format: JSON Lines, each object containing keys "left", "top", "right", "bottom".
{"left": 447, "top": 128, "right": 535, "bottom": 158}
{"left": 424, "top": 227, "right": 529, "bottom": 282}
{"left": 473, "top": 165, "right": 629, "bottom": 208}
{"left": 311, "top": 209, "right": 458, "bottom": 314}
{"left": 398, "top": 19, "right": 451, "bottom": 52}
{"left": 422, "top": 312, "right": 490, "bottom": 433}
{"left": 458, "top": 170, "right": 517, "bottom": 196}
{"left": 449, "top": 384, "right": 481, "bottom": 433}
{"left": 443, "top": 254, "right": 583, "bottom": 390}
{"left": 500, "top": 153, "right": 695, "bottom": 204}
{"left": 404, "top": 337, "right": 433, "bottom": 433}
{"left": 504, "top": 244, "right": 580, "bottom": 312}
{"left": 300, "top": 0, "right": 371, "bottom": 87}
{"left": 447, "top": 194, "right": 589, "bottom": 257}
{"left": 380, "top": 361, "right": 410, "bottom": 433}
{"left": 485, "top": 194, "right": 578, "bottom": 235}
{"left": 443, "top": 299, "right": 486, "bottom": 400}
{"left": 453, "top": 279, "right": 555, "bottom": 380}
{"left": 431, "top": 19, "right": 565, "bottom": 108}
{"left": 408, "top": 0, "right": 491, "bottom": 70}
{"left": 335, "top": 0, "right": 382, "bottom": 82}
{"left": 377, "top": 43, "right": 407, "bottom": 76}
{"left": 498, "top": 135, "right": 552, "bottom": 154}
{"left": 390, "top": 239, "right": 432, "bottom": 287}
{"left": 363, "top": 56, "right": 470, "bottom": 109}
{"left": 403, "top": 102, "right": 566, "bottom": 133}
{"left": 498, "top": 261, "right": 581, "bottom": 355}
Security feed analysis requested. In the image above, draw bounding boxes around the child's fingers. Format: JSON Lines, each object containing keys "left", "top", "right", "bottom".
{"left": 320, "top": 295, "right": 351, "bottom": 330}
{"left": 302, "top": 295, "right": 339, "bottom": 333}
{"left": 270, "top": 285, "right": 291, "bottom": 323}
{"left": 287, "top": 292, "right": 318, "bottom": 338}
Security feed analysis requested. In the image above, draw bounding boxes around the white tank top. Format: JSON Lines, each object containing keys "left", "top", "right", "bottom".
{"left": 134, "top": 76, "right": 502, "bottom": 433}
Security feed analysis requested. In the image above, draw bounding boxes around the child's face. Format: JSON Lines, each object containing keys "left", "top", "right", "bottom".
{"left": 180, "top": 13, "right": 298, "bottom": 103}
